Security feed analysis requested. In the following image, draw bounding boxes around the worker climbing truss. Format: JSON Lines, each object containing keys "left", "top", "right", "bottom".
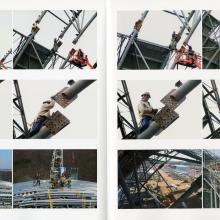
{"left": 118, "top": 150, "right": 202, "bottom": 208}
{"left": 117, "top": 10, "right": 202, "bottom": 70}
{"left": 118, "top": 80, "right": 201, "bottom": 139}
{"left": 202, "top": 11, "right": 220, "bottom": 69}
{"left": 13, "top": 80, "right": 96, "bottom": 139}
{"left": 13, "top": 10, "right": 97, "bottom": 69}
{"left": 203, "top": 150, "right": 220, "bottom": 208}
{"left": 203, "top": 80, "right": 220, "bottom": 138}
{"left": 50, "top": 149, "right": 64, "bottom": 188}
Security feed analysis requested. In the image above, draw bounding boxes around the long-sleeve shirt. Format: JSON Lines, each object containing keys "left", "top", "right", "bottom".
{"left": 138, "top": 100, "right": 154, "bottom": 119}
{"left": 36, "top": 100, "right": 55, "bottom": 118}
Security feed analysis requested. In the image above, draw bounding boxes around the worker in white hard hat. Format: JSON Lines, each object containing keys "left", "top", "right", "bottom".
{"left": 138, "top": 92, "right": 158, "bottom": 132}
{"left": 29, "top": 99, "right": 55, "bottom": 137}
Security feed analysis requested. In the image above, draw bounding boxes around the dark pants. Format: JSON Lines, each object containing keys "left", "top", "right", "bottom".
{"left": 29, "top": 116, "right": 47, "bottom": 137}
{"left": 140, "top": 116, "right": 152, "bottom": 132}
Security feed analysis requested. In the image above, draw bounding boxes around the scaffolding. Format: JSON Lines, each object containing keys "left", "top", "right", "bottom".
{"left": 13, "top": 10, "right": 97, "bottom": 69}
{"left": 117, "top": 10, "right": 201, "bottom": 70}
{"left": 118, "top": 150, "right": 202, "bottom": 208}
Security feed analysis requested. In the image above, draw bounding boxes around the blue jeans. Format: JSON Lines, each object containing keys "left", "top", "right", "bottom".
{"left": 29, "top": 116, "right": 47, "bottom": 137}
{"left": 140, "top": 116, "right": 152, "bottom": 132}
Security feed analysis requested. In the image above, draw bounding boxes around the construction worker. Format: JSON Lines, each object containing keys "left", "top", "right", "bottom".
{"left": 51, "top": 38, "right": 62, "bottom": 53}
{"left": 60, "top": 174, "right": 65, "bottom": 187}
{"left": 29, "top": 99, "right": 55, "bottom": 137}
{"left": 138, "top": 92, "right": 158, "bottom": 132}
{"left": 187, "top": 45, "right": 195, "bottom": 64}
{"left": 31, "top": 22, "right": 40, "bottom": 34}
{"left": 69, "top": 48, "right": 88, "bottom": 68}
{"left": 35, "top": 172, "right": 40, "bottom": 187}
{"left": 134, "top": 19, "right": 142, "bottom": 31}
{"left": 169, "top": 31, "right": 181, "bottom": 51}
{"left": 67, "top": 175, "right": 72, "bottom": 188}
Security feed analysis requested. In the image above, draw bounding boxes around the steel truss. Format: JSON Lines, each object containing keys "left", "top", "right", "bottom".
{"left": 202, "top": 10, "right": 220, "bottom": 69}
{"left": 203, "top": 80, "right": 220, "bottom": 138}
{"left": 203, "top": 150, "right": 220, "bottom": 208}
{"left": 118, "top": 80, "right": 201, "bottom": 139}
{"left": 0, "top": 49, "right": 12, "bottom": 70}
{"left": 117, "top": 10, "right": 201, "bottom": 70}
{"left": 0, "top": 182, "right": 12, "bottom": 208}
{"left": 118, "top": 150, "right": 202, "bottom": 209}
{"left": 13, "top": 10, "right": 97, "bottom": 69}
{"left": 50, "top": 149, "right": 64, "bottom": 187}
{"left": 13, "top": 80, "right": 29, "bottom": 139}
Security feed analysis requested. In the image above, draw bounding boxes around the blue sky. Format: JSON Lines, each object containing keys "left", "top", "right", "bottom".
{"left": 0, "top": 150, "right": 12, "bottom": 170}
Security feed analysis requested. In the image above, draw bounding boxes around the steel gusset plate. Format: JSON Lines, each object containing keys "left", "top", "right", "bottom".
{"left": 154, "top": 106, "right": 179, "bottom": 129}
{"left": 45, "top": 110, "right": 70, "bottom": 135}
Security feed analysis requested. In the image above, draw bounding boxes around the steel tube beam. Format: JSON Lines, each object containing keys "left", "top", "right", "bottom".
{"left": 183, "top": 13, "right": 201, "bottom": 45}
{"left": 62, "top": 80, "right": 95, "bottom": 99}
{"left": 28, "top": 80, "right": 95, "bottom": 139}
{"left": 170, "top": 11, "right": 195, "bottom": 69}
{"left": 73, "top": 12, "right": 97, "bottom": 44}
{"left": 137, "top": 80, "right": 201, "bottom": 139}
{"left": 170, "top": 80, "right": 201, "bottom": 101}
{"left": 118, "top": 11, "right": 149, "bottom": 69}
{"left": 13, "top": 11, "right": 47, "bottom": 68}
{"left": 211, "top": 80, "right": 220, "bottom": 112}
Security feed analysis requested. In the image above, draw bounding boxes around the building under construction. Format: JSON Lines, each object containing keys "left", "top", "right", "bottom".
{"left": 118, "top": 80, "right": 201, "bottom": 139}
{"left": 0, "top": 11, "right": 12, "bottom": 70}
{"left": 0, "top": 150, "right": 12, "bottom": 209}
{"left": 118, "top": 150, "right": 202, "bottom": 208}
{"left": 13, "top": 10, "right": 97, "bottom": 69}
{"left": 13, "top": 80, "right": 97, "bottom": 139}
{"left": 13, "top": 149, "right": 97, "bottom": 208}
{"left": 203, "top": 150, "right": 220, "bottom": 208}
{"left": 202, "top": 11, "right": 220, "bottom": 69}
{"left": 203, "top": 80, "right": 220, "bottom": 138}
{"left": 117, "top": 10, "right": 201, "bottom": 70}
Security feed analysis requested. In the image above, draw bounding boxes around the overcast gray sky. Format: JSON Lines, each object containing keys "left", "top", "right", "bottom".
{"left": 0, "top": 81, "right": 12, "bottom": 138}
{"left": 0, "top": 11, "right": 12, "bottom": 60}
{"left": 13, "top": 10, "right": 97, "bottom": 68}
{"left": 117, "top": 10, "right": 202, "bottom": 69}
{"left": 118, "top": 80, "right": 202, "bottom": 139}
{"left": 13, "top": 80, "right": 97, "bottom": 139}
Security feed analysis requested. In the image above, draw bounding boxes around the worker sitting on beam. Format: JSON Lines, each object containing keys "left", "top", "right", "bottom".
{"left": 69, "top": 48, "right": 93, "bottom": 69}
{"left": 29, "top": 99, "right": 55, "bottom": 137}
{"left": 138, "top": 92, "right": 158, "bottom": 132}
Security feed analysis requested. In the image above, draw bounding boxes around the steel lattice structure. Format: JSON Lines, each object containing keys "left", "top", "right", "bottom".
{"left": 118, "top": 150, "right": 202, "bottom": 209}
{"left": 117, "top": 10, "right": 201, "bottom": 70}
{"left": 118, "top": 80, "right": 201, "bottom": 139}
{"left": 0, "top": 49, "right": 12, "bottom": 70}
{"left": 203, "top": 150, "right": 220, "bottom": 208}
{"left": 203, "top": 80, "right": 220, "bottom": 138}
{"left": 202, "top": 10, "right": 220, "bottom": 69}
{"left": 13, "top": 10, "right": 97, "bottom": 69}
